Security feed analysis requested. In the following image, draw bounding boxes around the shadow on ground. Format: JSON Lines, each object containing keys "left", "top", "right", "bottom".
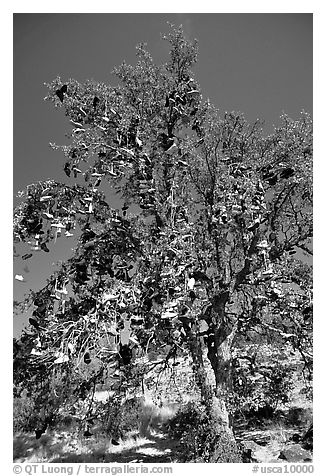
{"left": 14, "top": 433, "right": 60, "bottom": 461}
{"left": 14, "top": 431, "right": 180, "bottom": 464}
{"left": 52, "top": 434, "right": 179, "bottom": 463}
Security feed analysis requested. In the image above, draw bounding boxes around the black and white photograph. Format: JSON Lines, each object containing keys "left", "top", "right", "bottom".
{"left": 12, "top": 10, "right": 313, "bottom": 468}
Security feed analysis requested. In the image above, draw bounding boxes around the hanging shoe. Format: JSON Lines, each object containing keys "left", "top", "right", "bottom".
{"left": 29, "top": 317, "right": 40, "bottom": 329}
{"left": 31, "top": 348, "right": 43, "bottom": 356}
{"left": 40, "top": 242, "right": 50, "bottom": 252}
{"left": 35, "top": 428, "right": 46, "bottom": 439}
{"left": 42, "top": 212, "right": 54, "bottom": 220}
{"left": 39, "top": 195, "right": 53, "bottom": 202}
{"left": 54, "top": 352, "right": 69, "bottom": 364}
{"left": 51, "top": 222, "right": 65, "bottom": 229}
{"left": 187, "top": 89, "right": 200, "bottom": 98}
{"left": 257, "top": 240, "right": 269, "bottom": 249}
{"left": 91, "top": 172, "right": 104, "bottom": 177}
{"left": 30, "top": 245, "right": 41, "bottom": 251}
{"left": 165, "top": 143, "right": 178, "bottom": 155}
{"left": 280, "top": 167, "right": 295, "bottom": 179}
{"left": 161, "top": 310, "right": 178, "bottom": 319}
{"left": 248, "top": 219, "right": 260, "bottom": 232}
{"left": 187, "top": 277, "right": 195, "bottom": 290}
{"left": 56, "top": 288, "right": 68, "bottom": 295}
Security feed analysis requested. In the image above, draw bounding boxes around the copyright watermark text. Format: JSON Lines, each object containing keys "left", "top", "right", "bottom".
{"left": 251, "top": 464, "right": 314, "bottom": 473}
{"left": 13, "top": 464, "right": 173, "bottom": 475}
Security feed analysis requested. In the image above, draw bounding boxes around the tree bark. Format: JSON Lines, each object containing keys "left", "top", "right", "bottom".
{"left": 202, "top": 292, "right": 242, "bottom": 461}
{"left": 182, "top": 301, "right": 242, "bottom": 462}
{"left": 204, "top": 291, "right": 236, "bottom": 393}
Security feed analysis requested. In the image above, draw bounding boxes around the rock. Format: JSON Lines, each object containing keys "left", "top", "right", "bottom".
{"left": 241, "top": 441, "right": 261, "bottom": 462}
{"left": 242, "top": 449, "right": 256, "bottom": 463}
{"left": 241, "top": 430, "right": 271, "bottom": 446}
{"left": 289, "top": 433, "right": 301, "bottom": 443}
{"left": 253, "top": 446, "right": 281, "bottom": 463}
{"left": 279, "top": 444, "right": 312, "bottom": 462}
{"left": 242, "top": 440, "right": 261, "bottom": 452}
{"left": 302, "top": 423, "right": 313, "bottom": 450}
{"left": 287, "top": 407, "right": 312, "bottom": 426}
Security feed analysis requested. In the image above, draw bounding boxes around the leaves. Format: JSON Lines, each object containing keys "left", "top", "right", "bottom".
{"left": 13, "top": 26, "right": 312, "bottom": 428}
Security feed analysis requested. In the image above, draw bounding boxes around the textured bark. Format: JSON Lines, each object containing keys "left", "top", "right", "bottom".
{"left": 201, "top": 291, "right": 241, "bottom": 459}
{"left": 182, "top": 301, "right": 241, "bottom": 461}
{"left": 204, "top": 292, "right": 237, "bottom": 395}
{"left": 182, "top": 319, "right": 213, "bottom": 402}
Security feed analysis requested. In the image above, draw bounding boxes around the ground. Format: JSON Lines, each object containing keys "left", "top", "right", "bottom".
{"left": 13, "top": 351, "right": 312, "bottom": 463}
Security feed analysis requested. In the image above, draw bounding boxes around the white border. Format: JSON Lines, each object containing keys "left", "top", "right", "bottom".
{"left": 3, "top": 3, "right": 324, "bottom": 473}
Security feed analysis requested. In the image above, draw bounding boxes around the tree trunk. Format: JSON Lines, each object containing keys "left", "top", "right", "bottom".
{"left": 206, "top": 328, "right": 241, "bottom": 462}
{"left": 202, "top": 293, "right": 241, "bottom": 462}
{"left": 204, "top": 292, "right": 236, "bottom": 392}
{"left": 182, "top": 303, "right": 242, "bottom": 462}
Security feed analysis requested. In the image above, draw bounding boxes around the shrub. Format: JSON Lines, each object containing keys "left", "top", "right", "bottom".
{"left": 231, "top": 344, "right": 297, "bottom": 419}
{"left": 167, "top": 401, "right": 241, "bottom": 462}
{"left": 13, "top": 390, "right": 38, "bottom": 432}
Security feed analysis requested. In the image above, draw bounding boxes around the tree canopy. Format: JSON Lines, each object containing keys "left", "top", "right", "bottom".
{"left": 13, "top": 25, "right": 312, "bottom": 444}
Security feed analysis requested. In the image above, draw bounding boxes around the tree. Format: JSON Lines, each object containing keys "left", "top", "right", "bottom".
{"left": 13, "top": 25, "right": 312, "bottom": 458}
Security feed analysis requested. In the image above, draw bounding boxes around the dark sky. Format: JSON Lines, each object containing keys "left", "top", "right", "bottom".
{"left": 13, "top": 13, "right": 312, "bottom": 335}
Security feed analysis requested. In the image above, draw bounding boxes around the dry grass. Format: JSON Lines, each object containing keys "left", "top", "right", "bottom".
{"left": 14, "top": 429, "right": 179, "bottom": 463}
{"left": 13, "top": 397, "right": 181, "bottom": 464}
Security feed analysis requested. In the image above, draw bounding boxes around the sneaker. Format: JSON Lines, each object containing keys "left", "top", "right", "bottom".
{"left": 187, "top": 89, "right": 200, "bottom": 97}
{"left": 102, "top": 293, "right": 119, "bottom": 302}
{"left": 54, "top": 354, "right": 69, "bottom": 364}
{"left": 91, "top": 172, "right": 104, "bottom": 177}
{"left": 50, "top": 293, "right": 61, "bottom": 300}
{"left": 40, "top": 243, "right": 50, "bottom": 252}
{"left": 42, "top": 212, "right": 54, "bottom": 219}
{"left": 165, "top": 143, "right": 178, "bottom": 155}
{"left": 31, "top": 349, "right": 43, "bottom": 356}
{"left": 257, "top": 240, "right": 269, "bottom": 249}
{"left": 56, "top": 288, "right": 68, "bottom": 295}
{"left": 51, "top": 222, "right": 65, "bottom": 228}
{"left": 161, "top": 310, "right": 178, "bottom": 319}
{"left": 262, "top": 268, "right": 274, "bottom": 277}
{"left": 39, "top": 195, "right": 53, "bottom": 202}
{"left": 187, "top": 277, "right": 195, "bottom": 290}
